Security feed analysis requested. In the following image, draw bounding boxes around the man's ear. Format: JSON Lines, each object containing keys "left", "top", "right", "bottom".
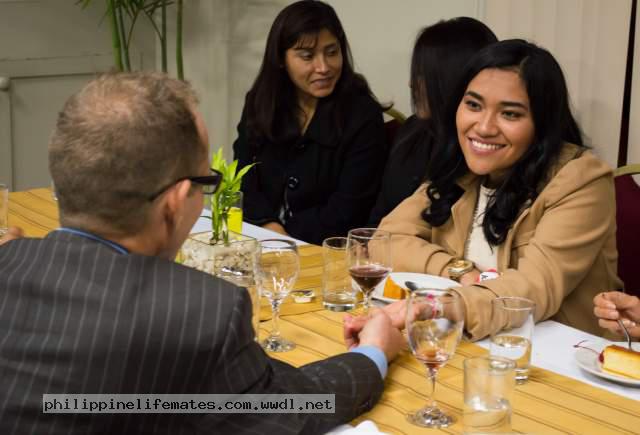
{"left": 161, "top": 179, "right": 192, "bottom": 231}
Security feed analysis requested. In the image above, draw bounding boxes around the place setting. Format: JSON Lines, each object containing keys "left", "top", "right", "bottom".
{"left": 574, "top": 340, "right": 640, "bottom": 387}
{"left": 372, "top": 272, "right": 460, "bottom": 304}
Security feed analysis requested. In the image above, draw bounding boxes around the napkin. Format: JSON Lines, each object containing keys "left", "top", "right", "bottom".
{"left": 326, "top": 420, "right": 388, "bottom": 435}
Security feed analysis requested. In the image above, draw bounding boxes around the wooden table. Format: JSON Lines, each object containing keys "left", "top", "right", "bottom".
{"left": 8, "top": 188, "right": 640, "bottom": 434}
{"left": 266, "top": 311, "right": 640, "bottom": 434}
{"left": 7, "top": 188, "right": 59, "bottom": 237}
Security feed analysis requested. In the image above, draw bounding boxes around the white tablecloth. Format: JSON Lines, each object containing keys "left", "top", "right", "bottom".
{"left": 477, "top": 320, "right": 640, "bottom": 401}
{"left": 190, "top": 211, "right": 307, "bottom": 246}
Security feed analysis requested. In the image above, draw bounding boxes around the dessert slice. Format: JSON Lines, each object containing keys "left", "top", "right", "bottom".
{"left": 383, "top": 277, "right": 407, "bottom": 300}
{"left": 601, "top": 345, "right": 640, "bottom": 380}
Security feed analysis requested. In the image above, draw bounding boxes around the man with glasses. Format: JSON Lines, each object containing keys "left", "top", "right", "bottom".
{"left": 0, "top": 73, "right": 402, "bottom": 434}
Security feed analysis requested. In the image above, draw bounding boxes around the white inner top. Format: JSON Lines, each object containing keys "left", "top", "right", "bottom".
{"left": 466, "top": 184, "right": 498, "bottom": 272}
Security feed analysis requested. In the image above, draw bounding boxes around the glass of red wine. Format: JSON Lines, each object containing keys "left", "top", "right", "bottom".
{"left": 406, "top": 288, "right": 464, "bottom": 428}
{"left": 346, "top": 228, "right": 391, "bottom": 313}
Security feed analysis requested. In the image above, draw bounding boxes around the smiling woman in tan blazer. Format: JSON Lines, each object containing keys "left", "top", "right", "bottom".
{"left": 379, "top": 40, "right": 621, "bottom": 340}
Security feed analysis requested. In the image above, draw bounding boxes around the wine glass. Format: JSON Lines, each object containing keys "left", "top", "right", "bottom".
{"left": 406, "top": 288, "right": 464, "bottom": 428}
{"left": 257, "top": 239, "right": 299, "bottom": 352}
{"left": 347, "top": 228, "right": 391, "bottom": 313}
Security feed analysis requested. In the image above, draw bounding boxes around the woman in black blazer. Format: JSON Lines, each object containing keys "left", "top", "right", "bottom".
{"left": 233, "top": 0, "right": 386, "bottom": 244}
{"left": 368, "top": 17, "right": 497, "bottom": 226}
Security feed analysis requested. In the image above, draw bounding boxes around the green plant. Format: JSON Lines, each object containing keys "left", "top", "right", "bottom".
{"left": 76, "top": 0, "right": 184, "bottom": 79}
{"left": 209, "top": 149, "right": 256, "bottom": 245}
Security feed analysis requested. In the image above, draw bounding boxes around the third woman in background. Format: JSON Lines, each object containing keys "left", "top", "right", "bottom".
{"left": 234, "top": 0, "right": 387, "bottom": 244}
{"left": 368, "top": 17, "right": 497, "bottom": 226}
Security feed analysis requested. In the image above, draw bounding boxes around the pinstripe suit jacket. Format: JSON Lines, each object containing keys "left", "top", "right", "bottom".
{"left": 0, "top": 231, "right": 383, "bottom": 435}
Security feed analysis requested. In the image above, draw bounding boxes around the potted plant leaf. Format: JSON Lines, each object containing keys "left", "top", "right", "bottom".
{"left": 209, "top": 148, "right": 255, "bottom": 244}
{"left": 76, "top": 0, "right": 185, "bottom": 79}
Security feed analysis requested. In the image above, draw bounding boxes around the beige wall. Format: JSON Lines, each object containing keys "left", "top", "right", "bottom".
{"left": 484, "top": 0, "right": 632, "bottom": 168}
{"left": 0, "top": 0, "right": 156, "bottom": 190}
{"left": 325, "top": 0, "right": 483, "bottom": 115}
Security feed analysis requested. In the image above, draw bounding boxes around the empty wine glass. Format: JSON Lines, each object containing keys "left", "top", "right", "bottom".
{"left": 258, "top": 239, "right": 299, "bottom": 352}
{"left": 347, "top": 228, "right": 391, "bottom": 313}
{"left": 406, "top": 288, "right": 464, "bottom": 428}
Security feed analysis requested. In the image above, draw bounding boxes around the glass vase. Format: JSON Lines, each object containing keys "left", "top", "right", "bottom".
{"left": 180, "top": 231, "right": 260, "bottom": 340}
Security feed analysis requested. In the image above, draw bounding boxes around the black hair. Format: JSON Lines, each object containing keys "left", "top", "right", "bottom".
{"left": 423, "top": 39, "right": 584, "bottom": 245}
{"left": 244, "top": 0, "right": 379, "bottom": 146}
{"left": 397, "top": 17, "right": 497, "bottom": 164}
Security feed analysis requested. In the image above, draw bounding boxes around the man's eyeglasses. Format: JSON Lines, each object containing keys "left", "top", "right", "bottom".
{"left": 148, "top": 168, "right": 223, "bottom": 201}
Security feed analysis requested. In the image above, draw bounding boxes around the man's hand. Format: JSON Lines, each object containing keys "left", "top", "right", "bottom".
{"left": 262, "top": 222, "right": 289, "bottom": 236}
{"left": 353, "top": 309, "right": 404, "bottom": 362}
{"left": 343, "top": 300, "right": 406, "bottom": 350}
{"left": 593, "top": 291, "right": 640, "bottom": 338}
{"left": 0, "top": 226, "right": 24, "bottom": 246}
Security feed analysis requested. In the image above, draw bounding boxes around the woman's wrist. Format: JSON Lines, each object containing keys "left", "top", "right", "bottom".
{"left": 459, "top": 269, "right": 481, "bottom": 286}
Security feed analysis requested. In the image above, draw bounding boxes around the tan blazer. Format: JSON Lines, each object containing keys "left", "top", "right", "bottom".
{"left": 379, "top": 144, "right": 622, "bottom": 340}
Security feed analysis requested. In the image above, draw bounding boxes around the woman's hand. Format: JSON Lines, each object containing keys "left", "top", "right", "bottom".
{"left": 262, "top": 222, "right": 289, "bottom": 236}
{"left": 593, "top": 291, "right": 640, "bottom": 338}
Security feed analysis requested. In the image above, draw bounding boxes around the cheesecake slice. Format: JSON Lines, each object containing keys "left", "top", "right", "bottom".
{"left": 383, "top": 277, "right": 406, "bottom": 300}
{"left": 601, "top": 345, "right": 640, "bottom": 380}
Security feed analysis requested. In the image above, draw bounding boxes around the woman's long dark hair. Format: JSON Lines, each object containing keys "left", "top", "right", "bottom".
{"left": 245, "top": 0, "right": 378, "bottom": 146}
{"left": 423, "top": 39, "right": 584, "bottom": 246}
{"left": 397, "top": 17, "right": 497, "bottom": 164}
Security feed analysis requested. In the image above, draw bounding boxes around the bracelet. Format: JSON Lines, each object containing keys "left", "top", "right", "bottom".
{"left": 476, "top": 269, "right": 500, "bottom": 283}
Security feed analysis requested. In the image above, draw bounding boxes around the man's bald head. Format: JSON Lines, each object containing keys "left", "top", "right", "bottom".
{"left": 49, "top": 73, "right": 206, "bottom": 234}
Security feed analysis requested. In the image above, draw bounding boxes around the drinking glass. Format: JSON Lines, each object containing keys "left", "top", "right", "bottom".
{"left": 489, "top": 297, "right": 535, "bottom": 383}
{"left": 347, "top": 228, "right": 391, "bottom": 313}
{"left": 406, "top": 288, "right": 464, "bottom": 428}
{"left": 322, "top": 237, "right": 358, "bottom": 311}
{"left": 225, "top": 190, "right": 243, "bottom": 234}
{"left": 463, "top": 356, "right": 515, "bottom": 434}
{"left": 0, "top": 184, "right": 8, "bottom": 237}
{"left": 258, "top": 239, "right": 299, "bottom": 352}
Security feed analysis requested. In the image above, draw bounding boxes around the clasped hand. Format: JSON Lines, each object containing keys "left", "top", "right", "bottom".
{"left": 343, "top": 301, "right": 407, "bottom": 361}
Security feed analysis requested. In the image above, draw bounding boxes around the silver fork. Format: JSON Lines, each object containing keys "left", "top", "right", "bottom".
{"left": 617, "top": 319, "right": 633, "bottom": 350}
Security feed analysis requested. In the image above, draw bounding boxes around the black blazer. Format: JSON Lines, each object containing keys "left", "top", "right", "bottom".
{"left": 368, "top": 115, "right": 433, "bottom": 226}
{"left": 233, "top": 92, "right": 386, "bottom": 244}
{"left": 0, "top": 232, "right": 383, "bottom": 435}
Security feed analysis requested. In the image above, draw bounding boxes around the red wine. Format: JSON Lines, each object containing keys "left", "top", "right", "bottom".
{"left": 349, "top": 265, "right": 391, "bottom": 292}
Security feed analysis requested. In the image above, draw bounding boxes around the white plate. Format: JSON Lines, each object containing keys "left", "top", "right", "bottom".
{"left": 574, "top": 340, "right": 640, "bottom": 387}
{"left": 372, "top": 272, "right": 460, "bottom": 303}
